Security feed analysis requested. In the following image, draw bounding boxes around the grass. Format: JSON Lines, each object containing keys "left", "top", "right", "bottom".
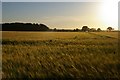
{"left": 2, "top": 31, "right": 120, "bottom": 79}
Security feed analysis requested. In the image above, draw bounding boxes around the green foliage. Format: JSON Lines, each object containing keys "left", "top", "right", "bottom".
{"left": 2, "top": 32, "right": 120, "bottom": 79}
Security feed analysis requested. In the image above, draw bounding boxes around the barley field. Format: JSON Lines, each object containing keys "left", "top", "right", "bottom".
{"left": 2, "top": 31, "right": 120, "bottom": 79}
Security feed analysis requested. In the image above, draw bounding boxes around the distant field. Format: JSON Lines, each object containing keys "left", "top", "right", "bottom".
{"left": 2, "top": 31, "right": 120, "bottom": 79}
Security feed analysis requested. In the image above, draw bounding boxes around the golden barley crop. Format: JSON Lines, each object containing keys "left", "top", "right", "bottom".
{"left": 2, "top": 31, "right": 120, "bottom": 79}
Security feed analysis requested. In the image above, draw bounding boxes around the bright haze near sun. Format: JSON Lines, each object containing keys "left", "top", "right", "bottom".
{"left": 2, "top": 0, "right": 118, "bottom": 30}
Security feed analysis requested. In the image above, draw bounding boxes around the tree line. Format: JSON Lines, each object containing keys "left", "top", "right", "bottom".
{"left": 2, "top": 22, "right": 49, "bottom": 31}
{"left": 53, "top": 26, "right": 114, "bottom": 32}
{"left": 1, "top": 22, "right": 114, "bottom": 32}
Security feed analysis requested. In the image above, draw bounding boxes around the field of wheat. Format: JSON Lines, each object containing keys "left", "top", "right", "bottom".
{"left": 2, "top": 31, "right": 120, "bottom": 79}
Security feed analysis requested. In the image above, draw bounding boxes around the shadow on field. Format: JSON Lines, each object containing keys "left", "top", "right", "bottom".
{"left": 2, "top": 38, "right": 116, "bottom": 46}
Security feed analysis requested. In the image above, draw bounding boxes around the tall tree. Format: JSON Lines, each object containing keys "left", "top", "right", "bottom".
{"left": 97, "top": 28, "right": 102, "bottom": 32}
{"left": 81, "top": 26, "right": 89, "bottom": 32}
{"left": 107, "top": 27, "right": 113, "bottom": 31}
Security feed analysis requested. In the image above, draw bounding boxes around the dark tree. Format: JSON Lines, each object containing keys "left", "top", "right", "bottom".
{"left": 75, "top": 28, "right": 79, "bottom": 31}
{"left": 107, "top": 27, "right": 113, "bottom": 31}
{"left": 81, "top": 26, "right": 89, "bottom": 32}
{"left": 53, "top": 28, "right": 57, "bottom": 31}
{"left": 39, "top": 24, "right": 49, "bottom": 31}
{"left": 97, "top": 28, "right": 102, "bottom": 32}
{"left": 2, "top": 22, "right": 49, "bottom": 31}
{"left": 73, "top": 28, "right": 79, "bottom": 32}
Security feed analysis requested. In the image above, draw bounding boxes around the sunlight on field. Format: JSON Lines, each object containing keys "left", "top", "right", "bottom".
{"left": 2, "top": 32, "right": 119, "bottom": 79}
{"left": 2, "top": 31, "right": 119, "bottom": 40}
{"left": 2, "top": 32, "right": 99, "bottom": 40}
{"left": 91, "top": 32, "right": 119, "bottom": 39}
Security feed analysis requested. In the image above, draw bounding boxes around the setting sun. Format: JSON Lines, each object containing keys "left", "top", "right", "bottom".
{"left": 99, "top": 0, "right": 118, "bottom": 29}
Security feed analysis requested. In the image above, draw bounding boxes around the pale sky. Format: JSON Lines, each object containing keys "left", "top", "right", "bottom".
{"left": 2, "top": 1, "right": 119, "bottom": 30}
{"left": 1, "top": 0, "right": 103, "bottom": 2}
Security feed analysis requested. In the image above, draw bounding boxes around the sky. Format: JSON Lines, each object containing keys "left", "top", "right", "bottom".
{"left": 1, "top": 0, "right": 104, "bottom": 2}
{"left": 118, "top": 2, "right": 120, "bottom": 30}
{"left": 2, "top": 1, "right": 119, "bottom": 30}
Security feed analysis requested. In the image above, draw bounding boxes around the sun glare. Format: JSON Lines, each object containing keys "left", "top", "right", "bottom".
{"left": 99, "top": 0, "right": 118, "bottom": 29}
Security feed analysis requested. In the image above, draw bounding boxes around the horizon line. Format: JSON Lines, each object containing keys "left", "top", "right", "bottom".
{"left": 1, "top": 22, "right": 119, "bottom": 30}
